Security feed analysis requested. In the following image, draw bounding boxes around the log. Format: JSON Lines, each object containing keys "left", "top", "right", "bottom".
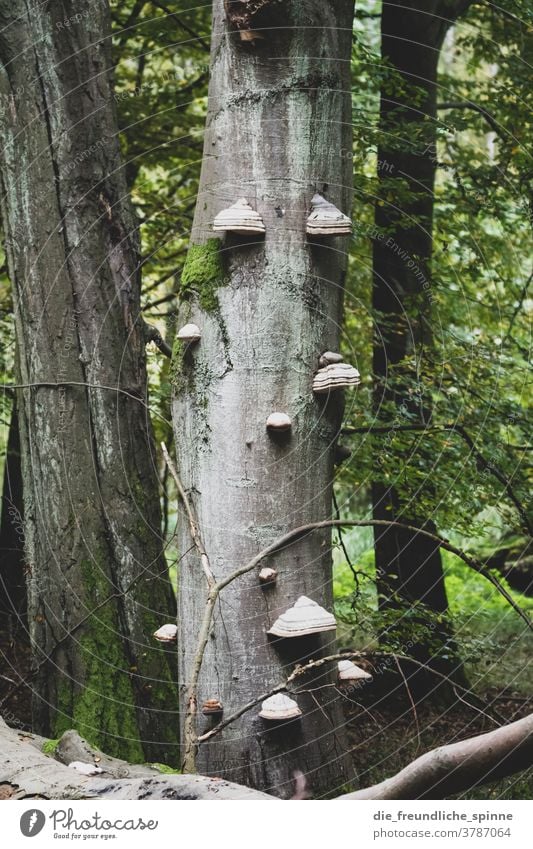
{"left": 0, "top": 719, "right": 272, "bottom": 800}
{"left": 1, "top": 714, "right": 532, "bottom": 800}
{"left": 341, "top": 713, "right": 533, "bottom": 799}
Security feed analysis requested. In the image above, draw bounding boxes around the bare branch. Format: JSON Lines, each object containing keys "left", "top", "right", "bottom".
{"left": 161, "top": 443, "right": 215, "bottom": 590}
{"left": 342, "top": 422, "right": 532, "bottom": 535}
{"left": 339, "top": 712, "right": 533, "bottom": 799}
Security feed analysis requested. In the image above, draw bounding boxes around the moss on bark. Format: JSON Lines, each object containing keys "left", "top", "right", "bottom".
{"left": 180, "top": 238, "right": 227, "bottom": 313}
{"left": 54, "top": 558, "right": 143, "bottom": 762}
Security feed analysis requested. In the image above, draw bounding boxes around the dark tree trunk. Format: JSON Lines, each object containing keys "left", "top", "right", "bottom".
{"left": 171, "top": 0, "right": 356, "bottom": 796}
{"left": 0, "top": 0, "right": 178, "bottom": 762}
{"left": 372, "top": 0, "right": 470, "bottom": 689}
{"left": 0, "top": 401, "right": 26, "bottom": 626}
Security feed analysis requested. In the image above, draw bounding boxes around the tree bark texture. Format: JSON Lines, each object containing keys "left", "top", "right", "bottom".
{"left": 0, "top": 401, "right": 26, "bottom": 625}
{"left": 171, "top": 0, "right": 356, "bottom": 797}
{"left": 372, "top": 0, "right": 470, "bottom": 686}
{"left": 0, "top": 0, "right": 178, "bottom": 762}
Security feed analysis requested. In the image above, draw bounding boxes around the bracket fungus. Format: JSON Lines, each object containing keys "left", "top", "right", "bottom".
{"left": 176, "top": 323, "right": 202, "bottom": 344}
{"left": 266, "top": 412, "right": 292, "bottom": 433}
{"left": 306, "top": 193, "right": 352, "bottom": 237}
{"left": 153, "top": 623, "right": 178, "bottom": 643}
{"left": 337, "top": 660, "right": 373, "bottom": 684}
{"left": 318, "top": 350, "right": 344, "bottom": 368}
{"left": 213, "top": 198, "right": 266, "bottom": 236}
{"left": 259, "top": 693, "right": 302, "bottom": 721}
{"left": 267, "top": 595, "right": 336, "bottom": 638}
{"left": 259, "top": 566, "right": 278, "bottom": 586}
{"left": 202, "top": 699, "right": 223, "bottom": 716}
{"left": 313, "top": 362, "right": 361, "bottom": 395}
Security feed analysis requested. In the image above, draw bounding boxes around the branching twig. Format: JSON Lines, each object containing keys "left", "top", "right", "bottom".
{"left": 161, "top": 443, "right": 214, "bottom": 589}
{"left": 176, "top": 516, "right": 527, "bottom": 770}
{"left": 197, "top": 649, "right": 505, "bottom": 745}
{"left": 342, "top": 422, "right": 532, "bottom": 535}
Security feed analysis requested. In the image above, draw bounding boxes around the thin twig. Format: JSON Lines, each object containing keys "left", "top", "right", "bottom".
{"left": 197, "top": 649, "right": 505, "bottom": 745}
{"left": 161, "top": 442, "right": 214, "bottom": 589}
{"left": 342, "top": 422, "right": 532, "bottom": 535}
{"left": 183, "top": 519, "right": 525, "bottom": 769}
{"left": 394, "top": 655, "right": 421, "bottom": 751}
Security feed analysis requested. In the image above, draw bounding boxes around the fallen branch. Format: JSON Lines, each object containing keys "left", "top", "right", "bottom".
{"left": 340, "top": 712, "right": 533, "bottom": 799}
{"left": 1, "top": 714, "right": 531, "bottom": 801}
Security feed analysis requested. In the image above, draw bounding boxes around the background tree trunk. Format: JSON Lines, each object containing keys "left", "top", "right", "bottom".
{"left": 0, "top": 0, "right": 178, "bottom": 762}
{"left": 372, "top": 0, "right": 470, "bottom": 691}
{"left": 171, "top": 0, "right": 356, "bottom": 796}
{"left": 0, "top": 400, "right": 26, "bottom": 626}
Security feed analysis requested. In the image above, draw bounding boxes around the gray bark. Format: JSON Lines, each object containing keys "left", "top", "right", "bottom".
{"left": 0, "top": 400, "right": 26, "bottom": 626}
{"left": 0, "top": 718, "right": 273, "bottom": 800}
{"left": 171, "top": 0, "right": 356, "bottom": 796}
{"left": 0, "top": 0, "right": 178, "bottom": 762}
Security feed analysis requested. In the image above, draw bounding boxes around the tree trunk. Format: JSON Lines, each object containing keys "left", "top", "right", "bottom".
{"left": 171, "top": 0, "right": 355, "bottom": 796}
{"left": 0, "top": 400, "right": 26, "bottom": 626}
{"left": 372, "top": 0, "right": 469, "bottom": 690}
{"left": 0, "top": 0, "right": 178, "bottom": 763}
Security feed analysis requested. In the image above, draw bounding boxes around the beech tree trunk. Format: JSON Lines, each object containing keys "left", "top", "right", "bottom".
{"left": 171, "top": 0, "right": 355, "bottom": 796}
{"left": 372, "top": 0, "right": 470, "bottom": 689}
{"left": 0, "top": 0, "right": 178, "bottom": 762}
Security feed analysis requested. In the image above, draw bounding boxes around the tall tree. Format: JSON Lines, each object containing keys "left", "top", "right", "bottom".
{"left": 172, "top": 0, "right": 356, "bottom": 796}
{"left": 0, "top": 401, "right": 25, "bottom": 625}
{"left": 0, "top": 0, "right": 178, "bottom": 762}
{"left": 372, "top": 0, "right": 471, "bottom": 686}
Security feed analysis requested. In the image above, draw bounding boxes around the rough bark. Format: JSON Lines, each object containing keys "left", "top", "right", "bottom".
{"left": 171, "top": 0, "right": 355, "bottom": 796}
{"left": 1, "top": 714, "right": 531, "bottom": 800}
{"left": 0, "top": 401, "right": 26, "bottom": 625}
{"left": 372, "top": 0, "right": 470, "bottom": 689}
{"left": 0, "top": 718, "right": 272, "bottom": 800}
{"left": 0, "top": 0, "right": 178, "bottom": 762}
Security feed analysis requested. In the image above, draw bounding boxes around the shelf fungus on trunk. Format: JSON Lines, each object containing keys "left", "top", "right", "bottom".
{"left": 312, "top": 362, "right": 361, "bottom": 395}
{"left": 259, "top": 566, "right": 278, "bottom": 586}
{"left": 318, "top": 350, "right": 344, "bottom": 368}
{"left": 177, "top": 323, "right": 202, "bottom": 344}
{"left": 306, "top": 193, "right": 353, "bottom": 237}
{"left": 337, "top": 659, "right": 373, "bottom": 684}
{"left": 259, "top": 693, "right": 302, "bottom": 721}
{"left": 202, "top": 699, "right": 224, "bottom": 716}
{"left": 213, "top": 198, "right": 266, "bottom": 236}
{"left": 153, "top": 623, "right": 178, "bottom": 643}
{"left": 266, "top": 412, "right": 292, "bottom": 433}
{"left": 267, "top": 595, "right": 336, "bottom": 638}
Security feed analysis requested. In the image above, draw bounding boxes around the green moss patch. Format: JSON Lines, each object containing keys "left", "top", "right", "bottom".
{"left": 42, "top": 738, "right": 60, "bottom": 756}
{"left": 180, "top": 238, "right": 227, "bottom": 313}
